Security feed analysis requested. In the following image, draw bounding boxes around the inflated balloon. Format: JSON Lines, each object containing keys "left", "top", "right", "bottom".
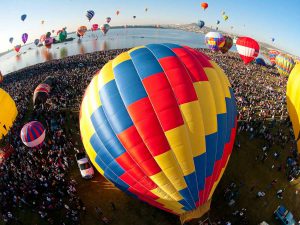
{"left": 58, "top": 30, "right": 67, "bottom": 42}
{"left": 9, "top": 37, "right": 13, "bottom": 44}
{"left": 205, "top": 32, "right": 225, "bottom": 51}
{"left": 20, "top": 121, "right": 46, "bottom": 148}
{"left": 106, "top": 17, "right": 111, "bottom": 23}
{"left": 223, "top": 15, "right": 228, "bottom": 21}
{"left": 255, "top": 58, "right": 266, "bottom": 66}
{"left": 44, "top": 37, "right": 54, "bottom": 49}
{"left": 236, "top": 37, "right": 260, "bottom": 64}
{"left": 268, "top": 50, "right": 280, "bottom": 66}
{"left": 40, "top": 34, "right": 46, "bottom": 43}
{"left": 86, "top": 10, "right": 95, "bottom": 21}
{"left": 34, "top": 39, "right": 39, "bottom": 46}
{"left": 145, "top": 8, "right": 148, "bottom": 12}
{"left": 80, "top": 43, "right": 237, "bottom": 224}
{"left": 133, "top": 16, "right": 136, "bottom": 19}
{"left": 220, "top": 36, "right": 233, "bottom": 54}
{"left": 287, "top": 64, "right": 300, "bottom": 153}
{"left": 91, "top": 24, "right": 99, "bottom": 31}
{"left": 21, "top": 14, "right": 27, "bottom": 21}
{"left": 22, "top": 33, "right": 28, "bottom": 44}
{"left": 46, "top": 31, "right": 51, "bottom": 38}
{"left": 221, "top": 11, "right": 225, "bottom": 15}
{"left": 41, "top": 20, "right": 45, "bottom": 24}
{"left": 198, "top": 20, "right": 205, "bottom": 29}
{"left": 116, "top": 10, "right": 120, "bottom": 16}
{"left": 272, "top": 38, "right": 275, "bottom": 43}
{"left": 14, "top": 45, "right": 21, "bottom": 53}
{"left": 0, "top": 88, "right": 18, "bottom": 140}
{"left": 52, "top": 30, "right": 55, "bottom": 34}
{"left": 216, "top": 20, "right": 220, "bottom": 25}
{"left": 100, "top": 24, "right": 110, "bottom": 35}
{"left": 33, "top": 83, "right": 51, "bottom": 104}
{"left": 275, "top": 54, "right": 295, "bottom": 76}
{"left": 201, "top": 2, "right": 208, "bottom": 10}
{"left": 77, "top": 26, "right": 87, "bottom": 37}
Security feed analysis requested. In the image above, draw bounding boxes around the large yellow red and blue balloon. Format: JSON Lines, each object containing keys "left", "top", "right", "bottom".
{"left": 287, "top": 64, "right": 300, "bottom": 153}
{"left": 0, "top": 88, "right": 18, "bottom": 140}
{"left": 79, "top": 43, "right": 237, "bottom": 223}
{"left": 275, "top": 53, "right": 295, "bottom": 76}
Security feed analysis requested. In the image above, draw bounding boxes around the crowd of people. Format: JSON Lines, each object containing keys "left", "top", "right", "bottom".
{"left": 0, "top": 48, "right": 299, "bottom": 225}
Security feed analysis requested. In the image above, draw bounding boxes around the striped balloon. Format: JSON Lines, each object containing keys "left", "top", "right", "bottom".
{"left": 79, "top": 43, "right": 237, "bottom": 223}
{"left": 205, "top": 32, "right": 225, "bottom": 52}
{"left": 287, "top": 64, "right": 300, "bottom": 153}
{"left": 20, "top": 121, "right": 46, "bottom": 148}
{"left": 236, "top": 37, "right": 259, "bottom": 64}
{"left": 275, "top": 53, "right": 295, "bottom": 76}
{"left": 33, "top": 83, "right": 51, "bottom": 104}
{"left": 86, "top": 10, "right": 95, "bottom": 21}
{"left": 269, "top": 50, "right": 280, "bottom": 66}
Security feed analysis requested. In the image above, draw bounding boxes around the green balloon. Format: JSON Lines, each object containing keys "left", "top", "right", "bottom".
{"left": 58, "top": 30, "right": 67, "bottom": 42}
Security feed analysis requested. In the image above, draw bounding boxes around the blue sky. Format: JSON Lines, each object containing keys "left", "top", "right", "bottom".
{"left": 0, "top": 0, "right": 299, "bottom": 56}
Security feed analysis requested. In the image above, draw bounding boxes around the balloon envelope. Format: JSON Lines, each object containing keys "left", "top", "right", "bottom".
{"left": 34, "top": 39, "right": 39, "bottom": 46}
{"left": 220, "top": 36, "right": 233, "bottom": 54}
{"left": 22, "top": 33, "right": 28, "bottom": 44}
{"left": 80, "top": 43, "right": 237, "bottom": 223}
{"left": 287, "top": 64, "right": 300, "bottom": 153}
{"left": 269, "top": 50, "right": 280, "bottom": 66}
{"left": 198, "top": 20, "right": 205, "bottom": 29}
{"left": 91, "top": 24, "right": 99, "bottom": 31}
{"left": 106, "top": 17, "right": 111, "bottom": 23}
{"left": 205, "top": 32, "right": 225, "bottom": 51}
{"left": 201, "top": 2, "right": 208, "bottom": 10}
{"left": 9, "top": 37, "right": 13, "bottom": 44}
{"left": 20, "top": 121, "right": 46, "bottom": 148}
{"left": 14, "top": 45, "right": 21, "bottom": 53}
{"left": 0, "top": 88, "right": 18, "bottom": 140}
{"left": 100, "top": 24, "right": 110, "bottom": 35}
{"left": 275, "top": 54, "right": 295, "bottom": 76}
{"left": 21, "top": 14, "right": 27, "bottom": 21}
{"left": 77, "top": 26, "right": 87, "bottom": 37}
{"left": 255, "top": 58, "right": 266, "bottom": 66}
{"left": 86, "top": 10, "right": 95, "bottom": 21}
{"left": 236, "top": 37, "right": 260, "bottom": 64}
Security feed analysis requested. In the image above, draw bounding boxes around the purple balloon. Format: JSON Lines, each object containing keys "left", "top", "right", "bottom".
{"left": 22, "top": 33, "right": 28, "bottom": 44}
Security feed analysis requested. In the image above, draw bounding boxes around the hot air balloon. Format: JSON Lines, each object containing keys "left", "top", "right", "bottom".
{"left": 275, "top": 54, "right": 295, "bottom": 76}
{"left": 287, "top": 64, "right": 300, "bottom": 153}
{"left": 145, "top": 8, "right": 148, "bottom": 12}
{"left": 33, "top": 83, "right": 51, "bottom": 104}
{"left": 0, "top": 71, "right": 3, "bottom": 83}
{"left": 40, "top": 34, "right": 46, "bottom": 43}
{"left": 91, "top": 24, "right": 99, "bottom": 31}
{"left": 205, "top": 32, "right": 225, "bottom": 51}
{"left": 20, "top": 121, "right": 46, "bottom": 148}
{"left": 80, "top": 43, "right": 237, "bottom": 224}
{"left": 201, "top": 2, "right": 208, "bottom": 10}
{"left": 220, "top": 36, "right": 233, "bottom": 54}
{"left": 21, "top": 14, "right": 27, "bottom": 21}
{"left": 52, "top": 29, "right": 55, "bottom": 34}
{"left": 44, "top": 37, "right": 54, "bottom": 49}
{"left": 198, "top": 20, "right": 205, "bottom": 29}
{"left": 255, "top": 58, "right": 266, "bottom": 66}
{"left": 272, "top": 37, "right": 275, "bottom": 43}
{"left": 133, "top": 16, "right": 136, "bottom": 19}
{"left": 86, "top": 10, "right": 95, "bottom": 21}
{"left": 46, "top": 31, "right": 51, "bottom": 38}
{"left": 58, "top": 29, "right": 67, "bottom": 42}
{"left": 116, "top": 10, "right": 120, "bottom": 16}
{"left": 77, "top": 26, "right": 87, "bottom": 37}
{"left": 22, "top": 33, "right": 28, "bottom": 44}
{"left": 236, "top": 37, "right": 260, "bottom": 64}
{"left": 14, "top": 45, "right": 21, "bottom": 53}
{"left": 268, "top": 50, "right": 280, "bottom": 66}
{"left": 106, "top": 17, "right": 111, "bottom": 23}
{"left": 223, "top": 15, "right": 229, "bottom": 21}
{"left": 41, "top": 20, "right": 45, "bottom": 24}
{"left": 0, "top": 88, "right": 18, "bottom": 140}
{"left": 34, "top": 39, "right": 39, "bottom": 46}
{"left": 216, "top": 20, "right": 220, "bottom": 25}
{"left": 100, "top": 24, "right": 110, "bottom": 35}
{"left": 9, "top": 37, "right": 13, "bottom": 44}
{"left": 221, "top": 11, "right": 225, "bottom": 15}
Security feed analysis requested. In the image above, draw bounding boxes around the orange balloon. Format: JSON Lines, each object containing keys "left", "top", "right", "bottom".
{"left": 201, "top": 2, "right": 208, "bottom": 10}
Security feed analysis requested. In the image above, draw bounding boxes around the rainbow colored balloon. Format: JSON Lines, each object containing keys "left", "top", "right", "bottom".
{"left": 275, "top": 53, "right": 295, "bottom": 76}
{"left": 205, "top": 32, "right": 225, "bottom": 52}
{"left": 287, "top": 64, "right": 300, "bottom": 153}
{"left": 80, "top": 44, "right": 237, "bottom": 223}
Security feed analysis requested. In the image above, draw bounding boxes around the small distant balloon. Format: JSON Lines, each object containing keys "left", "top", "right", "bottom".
{"left": 272, "top": 37, "right": 275, "bottom": 42}
{"left": 86, "top": 10, "right": 95, "bottom": 21}
{"left": 198, "top": 20, "right": 205, "bottom": 29}
{"left": 216, "top": 20, "right": 220, "bottom": 25}
{"left": 34, "top": 39, "right": 39, "bottom": 46}
{"left": 116, "top": 10, "right": 120, "bottom": 16}
{"left": 100, "top": 24, "right": 110, "bottom": 35}
{"left": 9, "top": 37, "right": 14, "bottom": 44}
{"left": 22, "top": 33, "right": 28, "bottom": 44}
{"left": 145, "top": 8, "right": 148, "bottom": 12}
{"left": 223, "top": 15, "right": 229, "bottom": 21}
{"left": 21, "top": 14, "right": 27, "bottom": 21}
{"left": 221, "top": 11, "right": 225, "bottom": 15}
{"left": 133, "top": 16, "right": 136, "bottom": 19}
{"left": 106, "top": 17, "right": 111, "bottom": 23}
{"left": 14, "top": 45, "right": 21, "bottom": 53}
{"left": 41, "top": 20, "right": 45, "bottom": 24}
{"left": 201, "top": 2, "right": 208, "bottom": 10}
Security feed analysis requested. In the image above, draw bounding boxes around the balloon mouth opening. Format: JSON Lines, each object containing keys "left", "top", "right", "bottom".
{"left": 179, "top": 199, "right": 211, "bottom": 224}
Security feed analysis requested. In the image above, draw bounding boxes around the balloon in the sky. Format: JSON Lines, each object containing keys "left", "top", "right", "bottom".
{"left": 40, "top": 34, "right": 46, "bottom": 43}
{"left": 77, "top": 26, "right": 87, "bottom": 37}
{"left": 41, "top": 20, "right": 45, "bottom": 24}
{"left": 220, "top": 36, "right": 233, "bottom": 54}
{"left": 230, "top": 26, "right": 234, "bottom": 30}
{"left": 52, "top": 30, "right": 55, "bottom": 34}
{"left": 198, "top": 20, "right": 205, "bottom": 29}
{"left": 205, "top": 32, "right": 225, "bottom": 51}
{"left": 44, "top": 37, "right": 54, "bottom": 49}
{"left": 272, "top": 37, "right": 275, "bottom": 43}
{"left": 22, "top": 33, "right": 28, "bottom": 44}
{"left": 0, "top": 88, "right": 18, "bottom": 140}
{"left": 46, "top": 31, "right": 51, "bottom": 38}
{"left": 9, "top": 37, "right": 14, "bottom": 44}
{"left": 145, "top": 8, "right": 148, "bottom": 12}
{"left": 100, "top": 24, "right": 110, "bottom": 35}
{"left": 86, "top": 10, "right": 95, "bottom": 21}
{"left": 34, "top": 39, "right": 39, "bottom": 46}
{"left": 275, "top": 54, "right": 295, "bottom": 76}
{"left": 91, "top": 24, "right": 99, "bottom": 31}
{"left": 268, "top": 50, "right": 280, "bottom": 66}
{"left": 14, "top": 45, "right": 21, "bottom": 53}
{"left": 286, "top": 64, "right": 300, "bottom": 153}
{"left": 20, "top": 121, "right": 46, "bottom": 148}
{"left": 21, "top": 14, "right": 27, "bottom": 21}
{"left": 223, "top": 15, "right": 229, "bottom": 21}
{"left": 133, "top": 16, "right": 136, "bottom": 19}
{"left": 116, "top": 10, "right": 120, "bottom": 16}
{"left": 255, "top": 58, "right": 266, "bottom": 66}
{"left": 80, "top": 43, "right": 237, "bottom": 223}
{"left": 221, "top": 11, "right": 225, "bottom": 15}
{"left": 216, "top": 20, "right": 220, "bottom": 25}
{"left": 58, "top": 29, "right": 67, "bottom": 42}
{"left": 201, "top": 2, "right": 208, "bottom": 10}
{"left": 236, "top": 37, "right": 260, "bottom": 64}
{"left": 106, "top": 17, "right": 111, "bottom": 23}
